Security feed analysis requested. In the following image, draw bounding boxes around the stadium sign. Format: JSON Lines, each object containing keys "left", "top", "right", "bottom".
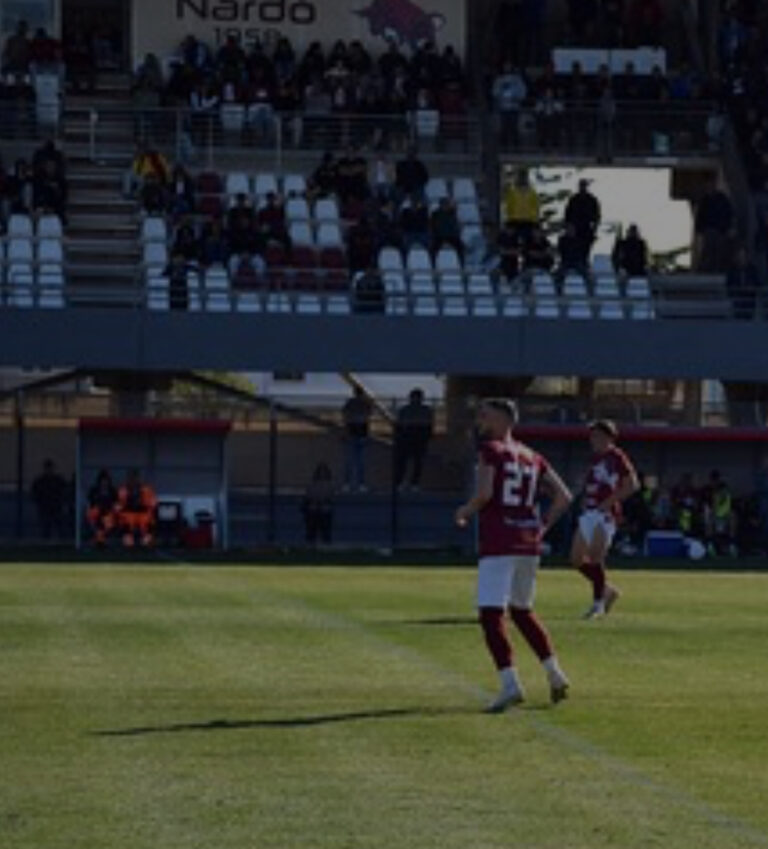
{"left": 132, "top": 0, "right": 465, "bottom": 62}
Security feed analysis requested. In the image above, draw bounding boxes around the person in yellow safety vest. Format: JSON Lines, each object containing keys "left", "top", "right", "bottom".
{"left": 116, "top": 469, "right": 157, "bottom": 548}
{"left": 711, "top": 480, "right": 735, "bottom": 554}
{"left": 502, "top": 168, "right": 540, "bottom": 242}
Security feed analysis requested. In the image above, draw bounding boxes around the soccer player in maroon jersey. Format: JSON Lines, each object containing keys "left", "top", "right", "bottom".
{"left": 570, "top": 420, "right": 639, "bottom": 619}
{"left": 455, "top": 399, "right": 573, "bottom": 712}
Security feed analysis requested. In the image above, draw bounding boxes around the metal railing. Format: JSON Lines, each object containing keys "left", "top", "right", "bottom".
{"left": 497, "top": 102, "right": 721, "bottom": 160}
{"left": 63, "top": 105, "right": 483, "bottom": 169}
{"left": 2, "top": 261, "right": 756, "bottom": 320}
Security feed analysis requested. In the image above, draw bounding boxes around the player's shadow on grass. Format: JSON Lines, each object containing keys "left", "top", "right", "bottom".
{"left": 92, "top": 706, "right": 475, "bottom": 738}
{"left": 389, "top": 616, "right": 477, "bottom": 627}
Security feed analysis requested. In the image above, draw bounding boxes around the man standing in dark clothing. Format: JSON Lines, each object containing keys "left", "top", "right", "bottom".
{"left": 612, "top": 223, "right": 648, "bottom": 277}
{"left": 565, "top": 179, "right": 601, "bottom": 267}
{"left": 31, "top": 459, "right": 68, "bottom": 539}
{"left": 395, "top": 149, "right": 429, "bottom": 200}
{"left": 394, "top": 388, "right": 434, "bottom": 490}
{"left": 342, "top": 387, "right": 374, "bottom": 491}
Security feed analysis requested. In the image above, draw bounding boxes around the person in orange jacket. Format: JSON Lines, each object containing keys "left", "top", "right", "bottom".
{"left": 86, "top": 469, "right": 118, "bottom": 546}
{"left": 117, "top": 469, "right": 157, "bottom": 547}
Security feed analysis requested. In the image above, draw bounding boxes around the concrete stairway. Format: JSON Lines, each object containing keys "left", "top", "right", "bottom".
{"left": 61, "top": 72, "right": 142, "bottom": 306}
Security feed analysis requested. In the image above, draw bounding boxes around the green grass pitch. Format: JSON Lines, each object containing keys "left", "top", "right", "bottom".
{"left": 1, "top": 563, "right": 768, "bottom": 849}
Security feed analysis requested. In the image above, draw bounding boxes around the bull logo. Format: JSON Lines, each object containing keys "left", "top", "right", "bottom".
{"left": 354, "top": 0, "right": 446, "bottom": 50}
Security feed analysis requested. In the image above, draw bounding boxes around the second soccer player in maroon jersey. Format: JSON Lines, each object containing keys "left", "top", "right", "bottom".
{"left": 455, "top": 399, "right": 572, "bottom": 712}
{"left": 570, "top": 420, "right": 639, "bottom": 619}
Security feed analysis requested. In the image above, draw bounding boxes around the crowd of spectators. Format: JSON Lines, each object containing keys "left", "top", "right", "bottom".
{"left": 128, "top": 140, "right": 482, "bottom": 306}
{"left": 621, "top": 466, "right": 768, "bottom": 558}
{"left": 0, "top": 138, "right": 68, "bottom": 226}
{"left": 131, "top": 34, "right": 468, "bottom": 129}
{"left": 496, "top": 169, "right": 650, "bottom": 285}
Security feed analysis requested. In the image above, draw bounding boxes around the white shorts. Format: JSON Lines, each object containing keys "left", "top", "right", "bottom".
{"left": 477, "top": 555, "right": 538, "bottom": 609}
{"left": 577, "top": 509, "right": 616, "bottom": 547}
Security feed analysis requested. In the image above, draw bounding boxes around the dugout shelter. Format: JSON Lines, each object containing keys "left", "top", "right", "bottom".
{"left": 76, "top": 418, "right": 230, "bottom": 549}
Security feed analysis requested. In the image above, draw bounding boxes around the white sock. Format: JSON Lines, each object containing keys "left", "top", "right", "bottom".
{"left": 542, "top": 656, "right": 567, "bottom": 681}
{"left": 499, "top": 666, "right": 522, "bottom": 690}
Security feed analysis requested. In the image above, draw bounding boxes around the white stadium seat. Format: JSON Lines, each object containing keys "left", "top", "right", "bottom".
{"left": 314, "top": 198, "right": 340, "bottom": 223}
{"left": 8, "top": 214, "right": 33, "bottom": 239}
{"left": 286, "top": 197, "right": 311, "bottom": 222}
{"left": 289, "top": 222, "right": 314, "bottom": 247}
{"left": 141, "top": 216, "right": 168, "bottom": 243}
{"left": 316, "top": 223, "right": 343, "bottom": 248}
{"left": 435, "top": 247, "right": 461, "bottom": 273}
{"left": 37, "top": 239, "right": 63, "bottom": 263}
{"left": 37, "top": 214, "right": 63, "bottom": 239}
{"left": 406, "top": 247, "right": 432, "bottom": 272}
{"left": 409, "top": 271, "right": 435, "bottom": 295}
{"left": 220, "top": 104, "right": 245, "bottom": 133}
{"left": 425, "top": 177, "right": 449, "bottom": 204}
{"left": 467, "top": 273, "right": 493, "bottom": 296}
{"left": 254, "top": 173, "right": 279, "bottom": 197}
{"left": 503, "top": 296, "right": 527, "bottom": 317}
{"left": 283, "top": 174, "right": 307, "bottom": 196}
{"left": 378, "top": 246, "right": 404, "bottom": 272}
{"left": 383, "top": 271, "right": 406, "bottom": 294}
{"left": 438, "top": 272, "right": 465, "bottom": 296}
{"left": 472, "top": 296, "right": 498, "bottom": 317}
{"left": 442, "top": 295, "right": 468, "bottom": 316}
{"left": 457, "top": 202, "right": 481, "bottom": 226}
{"left": 204, "top": 265, "right": 231, "bottom": 312}
{"left": 414, "top": 296, "right": 439, "bottom": 316}
{"left": 225, "top": 171, "right": 250, "bottom": 198}
{"left": 452, "top": 178, "right": 477, "bottom": 203}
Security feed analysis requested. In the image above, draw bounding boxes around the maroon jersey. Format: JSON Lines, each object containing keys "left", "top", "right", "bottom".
{"left": 583, "top": 445, "right": 633, "bottom": 519}
{"left": 478, "top": 437, "right": 550, "bottom": 557}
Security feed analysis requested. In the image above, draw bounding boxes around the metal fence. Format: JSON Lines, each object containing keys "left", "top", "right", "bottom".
{"left": 63, "top": 105, "right": 483, "bottom": 169}
{"left": 497, "top": 102, "right": 721, "bottom": 160}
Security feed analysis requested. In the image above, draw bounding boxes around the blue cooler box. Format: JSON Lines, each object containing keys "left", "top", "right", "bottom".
{"left": 644, "top": 530, "right": 686, "bottom": 557}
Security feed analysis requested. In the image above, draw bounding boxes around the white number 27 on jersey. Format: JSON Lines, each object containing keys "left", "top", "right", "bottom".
{"left": 502, "top": 461, "right": 539, "bottom": 508}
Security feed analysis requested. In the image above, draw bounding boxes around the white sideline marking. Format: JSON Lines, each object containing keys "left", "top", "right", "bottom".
{"left": 263, "top": 586, "right": 768, "bottom": 848}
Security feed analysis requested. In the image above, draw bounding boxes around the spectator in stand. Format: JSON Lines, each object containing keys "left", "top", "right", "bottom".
{"left": 352, "top": 268, "right": 386, "bottom": 314}
{"left": 378, "top": 39, "right": 409, "bottom": 84}
{"left": 394, "top": 388, "right": 434, "bottom": 491}
{"left": 694, "top": 179, "right": 734, "bottom": 272}
{"left": 342, "top": 387, "right": 374, "bottom": 491}
{"left": 369, "top": 153, "right": 396, "bottom": 202}
{"left": 348, "top": 217, "right": 378, "bottom": 274}
{"left": 535, "top": 85, "right": 564, "bottom": 150}
{"left": 399, "top": 194, "right": 430, "bottom": 251}
{"left": 557, "top": 222, "right": 586, "bottom": 278}
{"left": 245, "top": 66, "right": 276, "bottom": 141}
{"left": 726, "top": 245, "right": 760, "bottom": 320}
{"left": 163, "top": 250, "right": 196, "bottom": 310}
{"left": 227, "top": 195, "right": 267, "bottom": 280}
{"left": 167, "top": 164, "right": 194, "bottom": 219}
{"left": 373, "top": 200, "right": 403, "bottom": 251}
{"left": 132, "top": 52, "right": 164, "bottom": 106}
{"left": 430, "top": 197, "right": 463, "bottom": 261}
{"left": 492, "top": 61, "right": 528, "bottom": 147}
{"left": 188, "top": 81, "right": 219, "bottom": 143}
{"left": 626, "top": 0, "right": 664, "bottom": 47}
{"left": 258, "top": 192, "right": 291, "bottom": 252}
{"left": 565, "top": 179, "right": 601, "bottom": 268}
{"left": 124, "top": 143, "right": 169, "bottom": 198}
{"left": 199, "top": 218, "right": 229, "bottom": 268}
{"left": 309, "top": 152, "right": 337, "bottom": 198}
{"left": 172, "top": 218, "right": 199, "bottom": 262}
{"left": 524, "top": 227, "right": 556, "bottom": 272}
{"left": 335, "top": 146, "right": 370, "bottom": 204}
{"left": 503, "top": 168, "right": 539, "bottom": 241}
{"left": 395, "top": 148, "right": 429, "bottom": 201}
{"left": 2, "top": 20, "right": 30, "bottom": 76}
{"left": 216, "top": 36, "right": 246, "bottom": 86}
{"left": 31, "top": 459, "right": 68, "bottom": 539}
{"left": 63, "top": 28, "right": 94, "bottom": 92}
{"left": 612, "top": 223, "right": 649, "bottom": 277}
{"left": 302, "top": 462, "right": 335, "bottom": 547}
{"left": 29, "top": 27, "right": 62, "bottom": 79}
{"left": 5, "top": 159, "right": 33, "bottom": 214}
{"left": 497, "top": 220, "right": 524, "bottom": 282}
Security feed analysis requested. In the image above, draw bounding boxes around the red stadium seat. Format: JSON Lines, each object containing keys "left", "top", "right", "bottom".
{"left": 197, "top": 195, "right": 224, "bottom": 218}
{"left": 196, "top": 172, "right": 223, "bottom": 194}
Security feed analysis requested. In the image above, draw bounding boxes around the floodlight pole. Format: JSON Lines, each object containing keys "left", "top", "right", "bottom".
{"left": 267, "top": 401, "right": 277, "bottom": 545}
{"left": 14, "top": 391, "right": 25, "bottom": 540}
